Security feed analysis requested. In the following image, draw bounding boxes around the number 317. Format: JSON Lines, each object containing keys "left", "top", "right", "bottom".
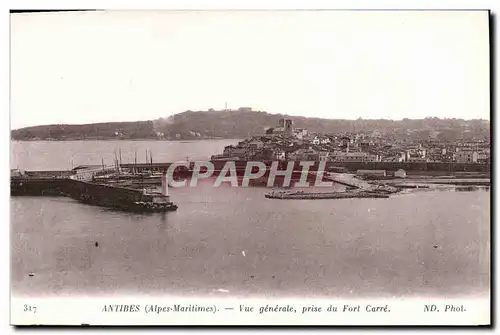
{"left": 23, "top": 305, "right": 37, "bottom": 314}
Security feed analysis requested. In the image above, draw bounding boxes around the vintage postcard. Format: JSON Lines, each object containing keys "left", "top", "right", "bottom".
{"left": 10, "top": 9, "right": 490, "bottom": 326}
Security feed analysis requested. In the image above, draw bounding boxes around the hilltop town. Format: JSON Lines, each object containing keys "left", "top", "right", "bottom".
{"left": 212, "top": 116, "right": 490, "bottom": 165}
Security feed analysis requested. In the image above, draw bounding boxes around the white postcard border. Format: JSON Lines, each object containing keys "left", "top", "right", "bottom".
{"left": 4, "top": 0, "right": 497, "bottom": 331}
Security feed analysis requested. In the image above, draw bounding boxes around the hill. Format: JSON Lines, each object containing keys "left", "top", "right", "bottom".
{"left": 11, "top": 109, "right": 490, "bottom": 141}
{"left": 11, "top": 121, "right": 156, "bottom": 140}
{"left": 153, "top": 109, "right": 490, "bottom": 142}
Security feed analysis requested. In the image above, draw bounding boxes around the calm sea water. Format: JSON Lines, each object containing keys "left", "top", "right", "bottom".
{"left": 11, "top": 141, "right": 490, "bottom": 298}
{"left": 11, "top": 139, "right": 241, "bottom": 171}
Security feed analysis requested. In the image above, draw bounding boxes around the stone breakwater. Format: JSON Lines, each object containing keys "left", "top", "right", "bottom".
{"left": 265, "top": 191, "right": 390, "bottom": 200}
{"left": 10, "top": 177, "right": 178, "bottom": 212}
{"left": 264, "top": 172, "right": 400, "bottom": 200}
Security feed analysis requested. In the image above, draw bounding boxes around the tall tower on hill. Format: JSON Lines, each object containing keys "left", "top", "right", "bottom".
{"left": 284, "top": 119, "right": 294, "bottom": 136}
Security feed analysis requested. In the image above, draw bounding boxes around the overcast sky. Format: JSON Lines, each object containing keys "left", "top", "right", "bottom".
{"left": 11, "top": 10, "right": 489, "bottom": 129}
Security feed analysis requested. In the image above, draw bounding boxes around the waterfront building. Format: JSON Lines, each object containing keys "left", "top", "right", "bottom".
{"left": 330, "top": 152, "right": 380, "bottom": 162}
{"left": 456, "top": 150, "right": 479, "bottom": 163}
{"left": 11, "top": 169, "right": 23, "bottom": 177}
{"left": 394, "top": 169, "right": 407, "bottom": 178}
{"left": 407, "top": 157, "right": 429, "bottom": 163}
{"left": 223, "top": 145, "right": 236, "bottom": 156}
{"left": 231, "top": 148, "right": 248, "bottom": 160}
{"left": 404, "top": 148, "right": 427, "bottom": 161}
{"left": 477, "top": 152, "right": 490, "bottom": 164}
{"left": 382, "top": 156, "right": 404, "bottom": 162}
{"left": 71, "top": 165, "right": 116, "bottom": 181}
{"left": 340, "top": 136, "right": 350, "bottom": 153}
{"left": 288, "top": 148, "right": 319, "bottom": 161}
{"left": 248, "top": 139, "right": 264, "bottom": 150}
{"left": 356, "top": 170, "right": 387, "bottom": 177}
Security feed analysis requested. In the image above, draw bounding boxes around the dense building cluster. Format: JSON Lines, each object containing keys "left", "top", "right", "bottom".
{"left": 213, "top": 118, "right": 490, "bottom": 164}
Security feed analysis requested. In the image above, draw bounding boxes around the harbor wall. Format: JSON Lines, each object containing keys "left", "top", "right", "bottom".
{"left": 213, "top": 161, "right": 490, "bottom": 173}
{"left": 325, "top": 161, "right": 490, "bottom": 173}
{"left": 119, "top": 160, "right": 490, "bottom": 174}
{"left": 23, "top": 170, "right": 75, "bottom": 178}
{"left": 11, "top": 178, "right": 68, "bottom": 196}
{"left": 11, "top": 178, "right": 150, "bottom": 209}
{"left": 65, "top": 180, "right": 150, "bottom": 208}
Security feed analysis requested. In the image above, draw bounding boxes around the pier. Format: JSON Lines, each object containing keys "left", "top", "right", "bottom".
{"left": 11, "top": 166, "right": 178, "bottom": 213}
{"left": 265, "top": 190, "right": 390, "bottom": 200}
{"left": 323, "top": 172, "right": 371, "bottom": 189}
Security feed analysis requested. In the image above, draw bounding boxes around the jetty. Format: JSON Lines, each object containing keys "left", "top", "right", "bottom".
{"left": 385, "top": 178, "right": 490, "bottom": 186}
{"left": 391, "top": 184, "right": 430, "bottom": 189}
{"left": 323, "top": 172, "right": 372, "bottom": 189}
{"left": 264, "top": 171, "right": 400, "bottom": 200}
{"left": 265, "top": 190, "right": 390, "bottom": 200}
{"left": 11, "top": 166, "right": 178, "bottom": 213}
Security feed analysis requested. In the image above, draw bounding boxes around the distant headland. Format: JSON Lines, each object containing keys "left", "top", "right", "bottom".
{"left": 11, "top": 107, "right": 490, "bottom": 142}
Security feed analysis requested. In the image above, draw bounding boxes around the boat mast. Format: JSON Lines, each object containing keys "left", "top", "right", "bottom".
{"left": 114, "top": 150, "right": 119, "bottom": 176}
{"left": 134, "top": 151, "right": 137, "bottom": 175}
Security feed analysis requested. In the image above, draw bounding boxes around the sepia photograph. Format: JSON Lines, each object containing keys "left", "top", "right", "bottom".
{"left": 9, "top": 9, "right": 490, "bottom": 326}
